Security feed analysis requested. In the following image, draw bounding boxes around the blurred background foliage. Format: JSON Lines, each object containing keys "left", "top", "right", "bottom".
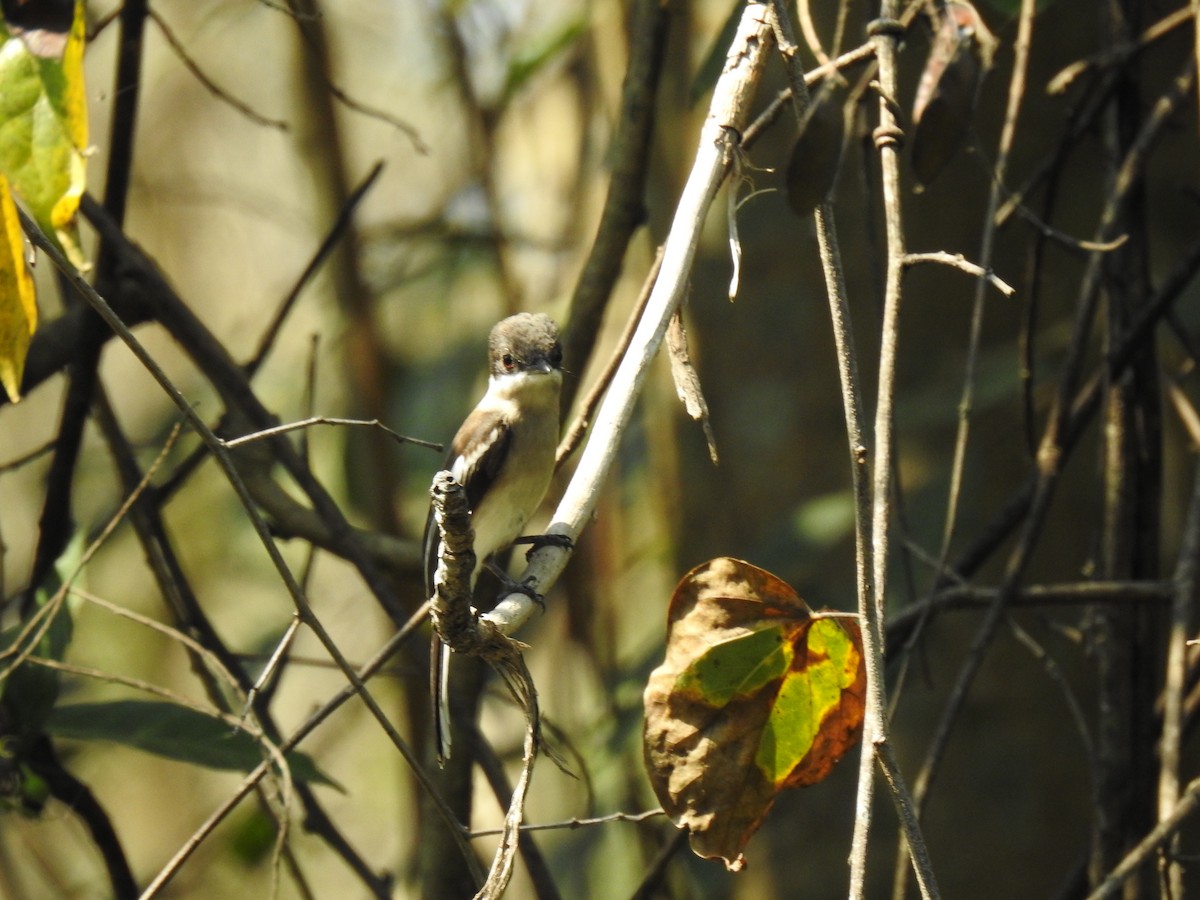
{"left": 1, "top": 0, "right": 1200, "bottom": 897}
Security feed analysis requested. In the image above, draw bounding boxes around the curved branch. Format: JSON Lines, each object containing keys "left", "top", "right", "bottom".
{"left": 480, "top": 2, "right": 773, "bottom": 639}
{"left": 559, "top": 0, "right": 671, "bottom": 417}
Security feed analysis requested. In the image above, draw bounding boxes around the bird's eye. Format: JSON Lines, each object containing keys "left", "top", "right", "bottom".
{"left": 549, "top": 345, "right": 563, "bottom": 368}
{"left": 502, "top": 353, "right": 516, "bottom": 371}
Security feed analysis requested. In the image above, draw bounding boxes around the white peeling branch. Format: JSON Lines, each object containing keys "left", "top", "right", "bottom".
{"left": 482, "top": 1, "right": 774, "bottom": 635}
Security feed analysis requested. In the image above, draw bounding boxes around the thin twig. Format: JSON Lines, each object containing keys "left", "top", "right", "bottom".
{"left": 1007, "top": 202, "right": 1129, "bottom": 255}
{"left": 2, "top": 421, "right": 181, "bottom": 682}
{"left": 470, "top": 732, "right": 562, "bottom": 900}
{"left": 88, "top": 389, "right": 387, "bottom": 892}
{"left": 69, "top": 587, "right": 249, "bottom": 702}
{"left": 1167, "top": 378, "right": 1200, "bottom": 448}
{"left": 854, "top": 0, "right": 944, "bottom": 893}
{"left": 15, "top": 209, "right": 464, "bottom": 896}
{"left": 1006, "top": 617, "right": 1099, "bottom": 802}
{"left": 556, "top": 246, "right": 663, "bottom": 467}
{"left": 939, "top": 0, "right": 1035, "bottom": 610}
{"left": 88, "top": 395, "right": 383, "bottom": 892}
{"left": 285, "top": 0, "right": 426, "bottom": 153}
{"left": 886, "top": 579, "right": 1173, "bottom": 647}
{"left": 29, "top": 657, "right": 272, "bottom": 740}
{"left": 943, "top": 233, "right": 1200, "bottom": 599}
{"left": 79, "top": 195, "right": 415, "bottom": 623}
{"left": 741, "top": 41, "right": 878, "bottom": 149}
{"left": 768, "top": 1, "right": 935, "bottom": 896}
{"left": 796, "top": 0, "right": 833, "bottom": 67}
{"left": 1194, "top": 0, "right": 1200, "bottom": 139}
{"left": 902, "top": 251, "right": 1016, "bottom": 297}
{"left": 902, "top": 55, "right": 1197, "bottom": 900}
{"left": 890, "top": 18, "right": 1038, "bottom": 886}
{"left": 468, "top": 808, "right": 666, "bottom": 838}
{"left": 1046, "top": 5, "right": 1192, "bottom": 94}
{"left": 248, "top": 161, "right": 385, "bottom": 374}
{"left": 0, "top": 438, "right": 55, "bottom": 473}
{"left": 221, "top": 416, "right": 441, "bottom": 451}
{"left": 242, "top": 614, "right": 302, "bottom": 720}
{"left": 147, "top": 8, "right": 288, "bottom": 131}
{"left": 131, "top": 602, "right": 433, "bottom": 900}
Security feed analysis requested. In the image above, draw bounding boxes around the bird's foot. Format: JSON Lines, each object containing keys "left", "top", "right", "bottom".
{"left": 484, "top": 559, "right": 547, "bottom": 610}
{"left": 512, "top": 532, "right": 575, "bottom": 560}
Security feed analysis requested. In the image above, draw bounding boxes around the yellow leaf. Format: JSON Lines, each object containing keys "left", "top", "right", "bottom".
{"left": 50, "top": 0, "right": 86, "bottom": 261}
{"left": 0, "top": 175, "right": 37, "bottom": 402}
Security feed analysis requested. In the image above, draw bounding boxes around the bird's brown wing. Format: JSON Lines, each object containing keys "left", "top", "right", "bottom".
{"left": 423, "top": 406, "right": 514, "bottom": 764}
{"left": 423, "top": 407, "right": 514, "bottom": 595}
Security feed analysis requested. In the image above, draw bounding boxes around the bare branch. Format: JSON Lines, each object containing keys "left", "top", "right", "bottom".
{"left": 902, "top": 251, "right": 1016, "bottom": 297}
{"left": 482, "top": 2, "right": 773, "bottom": 639}
{"left": 469, "top": 808, "right": 666, "bottom": 838}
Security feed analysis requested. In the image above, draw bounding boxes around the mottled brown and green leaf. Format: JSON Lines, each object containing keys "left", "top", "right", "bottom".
{"left": 643, "top": 557, "right": 865, "bottom": 871}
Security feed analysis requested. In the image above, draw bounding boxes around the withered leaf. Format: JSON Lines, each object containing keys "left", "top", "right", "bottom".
{"left": 667, "top": 309, "right": 718, "bottom": 464}
{"left": 643, "top": 557, "right": 865, "bottom": 871}
{"left": 910, "top": 1, "right": 997, "bottom": 185}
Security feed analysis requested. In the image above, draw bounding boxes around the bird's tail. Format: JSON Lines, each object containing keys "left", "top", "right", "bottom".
{"left": 431, "top": 634, "right": 452, "bottom": 762}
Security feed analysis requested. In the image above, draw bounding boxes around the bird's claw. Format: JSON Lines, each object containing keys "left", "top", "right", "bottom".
{"left": 506, "top": 577, "right": 545, "bottom": 610}
{"left": 518, "top": 532, "right": 574, "bottom": 560}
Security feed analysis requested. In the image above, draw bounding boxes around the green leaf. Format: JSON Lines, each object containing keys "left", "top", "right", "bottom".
{"left": 643, "top": 558, "right": 865, "bottom": 871}
{"left": 0, "top": 174, "right": 34, "bottom": 402}
{"left": 0, "top": 539, "right": 79, "bottom": 739}
{"left": 758, "top": 617, "right": 862, "bottom": 787}
{"left": 0, "top": 0, "right": 88, "bottom": 267}
{"left": 228, "top": 808, "right": 278, "bottom": 865}
{"left": 46, "top": 700, "right": 339, "bottom": 788}
{"left": 675, "top": 625, "right": 791, "bottom": 706}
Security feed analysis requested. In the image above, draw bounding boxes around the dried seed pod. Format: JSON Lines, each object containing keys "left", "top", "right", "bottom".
{"left": 784, "top": 86, "right": 846, "bottom": 216}
{"left": 910, "top": 1, "right": 998, "bottom": 185}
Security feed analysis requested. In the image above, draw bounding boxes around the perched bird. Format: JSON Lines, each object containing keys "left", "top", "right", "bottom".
{"left": 424, "top": 312, "right": 564, "bottom": 762}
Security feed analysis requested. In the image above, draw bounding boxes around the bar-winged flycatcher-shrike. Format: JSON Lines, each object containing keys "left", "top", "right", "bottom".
{"left": 423, "top": 312, "right": 564, "bottom": 762}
